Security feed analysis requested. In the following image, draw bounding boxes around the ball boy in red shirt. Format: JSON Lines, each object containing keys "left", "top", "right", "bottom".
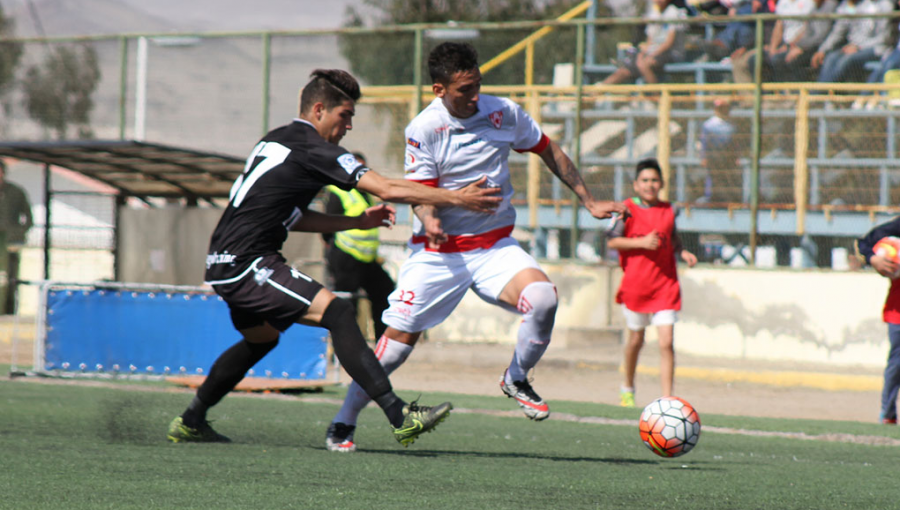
{"left": 607, "top": 158, "right": 697, "bottom": 407}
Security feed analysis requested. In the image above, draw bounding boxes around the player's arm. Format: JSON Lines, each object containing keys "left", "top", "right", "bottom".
{"left": 412, "top": 204, "right": 447, "bottom": 249}
{"left": 289, "top": 205, "right": 396, "bottom": 233}
{"left": 856, "top": 217, "right": 900, "bottom": 276}
{"left": 356, "top": 171, "right": 500, "bottom": 213}
{"left": 672, "top": 225, "right": 697, "bottom": 267}
{"left": 536, "top": 140, "right": 626, "bottom": 220}
{"left": 605, "top": 215, "right": 659, "bottom": 251}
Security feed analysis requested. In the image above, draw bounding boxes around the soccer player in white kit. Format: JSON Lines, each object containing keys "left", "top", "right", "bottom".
{"left": 325, "top": 42, "right": 627, "bottom": 452}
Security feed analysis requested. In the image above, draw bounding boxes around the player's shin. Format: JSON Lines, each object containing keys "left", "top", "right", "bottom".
{"left": 320, "top": 298, "right": 405, "bottom": 426}
{"left": 508, "top": 281, "right": 558, "bottom": 381}
{"left": 186, "top": 337, "right": 279, "bottom": 426}
{"left": 334, "top": 335, "right": 414, "bottom": 425}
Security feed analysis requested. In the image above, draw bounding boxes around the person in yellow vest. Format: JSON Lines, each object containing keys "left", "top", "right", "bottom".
{"left": 323, "top": 152, "right": 395, "bottom": 340}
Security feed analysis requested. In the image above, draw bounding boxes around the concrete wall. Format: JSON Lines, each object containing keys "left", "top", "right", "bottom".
{"left": 429, "top": 263, "right": 891, "bottom": 369}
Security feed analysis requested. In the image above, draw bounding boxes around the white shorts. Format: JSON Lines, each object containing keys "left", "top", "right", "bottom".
{"left": 621, "top": 305, "right": 678, "bottom": 331}
{"left": 382, "top": 236, "right": 542, "bottom": 333}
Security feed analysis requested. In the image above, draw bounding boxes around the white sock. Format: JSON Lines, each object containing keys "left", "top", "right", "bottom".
{"left": 506, "top": 282, "right": 557, "bottom": 384}
{"left": 332, "top": 335, "right": 413, "bottom": 426}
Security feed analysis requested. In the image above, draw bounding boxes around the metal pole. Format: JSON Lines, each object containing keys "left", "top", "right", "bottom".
{"left": 118, "top": 36, "right": 128, "bottom": 140}
{"left": 749, "top": 17, "right": 763, "bottom": 266}
{"left": 261, "top": 32, "right": 272, "bottom": 135}
{"left": 413, "top": 28, "right": 424, "bottom": 119}
{"left": 134, "top": 36, "right": 148, "bottom": 141}
{"left": 42, "top": 163, "right": 51, "bottom": 280}
{"left": 572, "top": 23, "right": 585, "bottom": 258}
{"left": 113, "top": 194, "right": 125, "bottom": 281}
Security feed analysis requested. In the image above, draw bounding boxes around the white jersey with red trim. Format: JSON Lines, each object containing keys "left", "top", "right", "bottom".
{"left": 404, "top": 94, "right": 547, "bottom": 241}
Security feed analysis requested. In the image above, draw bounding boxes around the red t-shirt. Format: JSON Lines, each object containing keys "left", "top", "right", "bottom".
{"left": 884, "top": 280, "right": 900, "bottom": 323}
{"left": 614, "top": 198, "right": 681, "bottom": 313}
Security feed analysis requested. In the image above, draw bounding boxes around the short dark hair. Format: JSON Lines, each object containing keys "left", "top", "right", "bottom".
{"left": 351, "top": 152, "right": 367, "bottom": 165}
{"left": 428, "top": 42, "right": 479, "bottom": 84}
{"left": 299, "top": 69, "right": 361, "bottom": 114}
{"left": 635, "top": 158, "right": 662, "bottom": 180}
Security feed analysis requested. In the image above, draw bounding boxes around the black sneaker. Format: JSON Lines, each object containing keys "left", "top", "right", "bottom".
{"left": 392, "top": 400, "right": 452, "bottom": 447}
{"left": 166, "top": 416, "right": 231, "bottom": 443}
{"left": 499, "top": 370, "right": 550, "bottom": 421}
{"left": 325, "top": 422, "right": 357, "bottom": 452}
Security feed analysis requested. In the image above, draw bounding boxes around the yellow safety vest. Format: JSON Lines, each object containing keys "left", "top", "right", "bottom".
{"left": 326, "top": 186, "right": 380, "bottom": 263}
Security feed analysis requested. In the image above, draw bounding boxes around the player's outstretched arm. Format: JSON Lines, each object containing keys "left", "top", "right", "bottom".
{"left": 289, "top": 205, "right": 396, "bottom": 233}
{"left": 537, "top": 139, "right": 627, "bottom": 220}
{"left": 357, "top": 171, "right": 501, "bottom": 213}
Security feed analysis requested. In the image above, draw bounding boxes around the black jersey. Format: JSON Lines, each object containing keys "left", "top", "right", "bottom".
{"left": 205, "top": 119, "right": 368, "bottom": 282}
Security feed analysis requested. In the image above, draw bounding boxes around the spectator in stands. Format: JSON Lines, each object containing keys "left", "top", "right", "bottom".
{"left": 0, "top": 160, "right": 33, "bottom": 315}
{"left": 602, "top": 0, "right": 688, "bottom": 85}
{"left": 699, "top": 99, "right": 739, "bottom": 202}
{"left": 853, "top": 24, "right": 900, "bottom": 109}
{"left": 702, "top": 0, "right": 776, "bottom": 62}
{"left": 788, "top": 0, "right": 840, "bottom": 77}
{"left": 811, "top": 0, "right": 893, "bottom": 86}
{"left": 731, "top": 0, "right": 837, "bottom": 83}
{"left": 732, "top": 0, "right": 818, "bottom": 83}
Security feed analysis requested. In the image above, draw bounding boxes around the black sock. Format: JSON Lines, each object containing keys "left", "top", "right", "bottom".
{"left": 373, "top": 392, "right": 407, "bottom": 428}
{"left": 181, "top": 396, "right": 209, "bottom": 428}
{"left": 184, "top": 337, "right": 278, "bottom": 425}
{"left": 319, "top": 298, "right": 397, "bottom": 419}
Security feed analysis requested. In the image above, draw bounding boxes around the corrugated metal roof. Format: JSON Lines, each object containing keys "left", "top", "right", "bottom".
{"left": 0, "top": 140, "right": 243, "bottom": 201}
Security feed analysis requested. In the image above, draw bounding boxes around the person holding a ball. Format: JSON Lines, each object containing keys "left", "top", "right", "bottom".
{"left": 856, "top": 220, "right": 900, "bottom": 424}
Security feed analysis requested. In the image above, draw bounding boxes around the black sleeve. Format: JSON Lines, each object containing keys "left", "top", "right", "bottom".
{"left": 857, "top": 216, "right": 900, "bottom": 264}
{"left": 306, "top": 143, "right": 368, "bottom": 190}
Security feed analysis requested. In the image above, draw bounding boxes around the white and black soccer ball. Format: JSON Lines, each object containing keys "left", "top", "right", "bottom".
{"left": 638, "top": 396, "right": 701, "bottom": 458}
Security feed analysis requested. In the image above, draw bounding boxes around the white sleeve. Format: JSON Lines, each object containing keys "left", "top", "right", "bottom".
{"left": 403, "top": 122, "right": 438, "bottom": 183}
{"left": 511, "top": 102, "right": 544, "bottom": 152}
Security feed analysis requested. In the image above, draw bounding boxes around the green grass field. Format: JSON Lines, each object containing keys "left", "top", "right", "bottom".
{"left": 3, "top": 377, "right": 900, "bottom": 510}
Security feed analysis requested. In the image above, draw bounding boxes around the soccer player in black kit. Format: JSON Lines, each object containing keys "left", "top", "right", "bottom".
{"left": 167, "top": 69, "right": 501, "bottom": 447}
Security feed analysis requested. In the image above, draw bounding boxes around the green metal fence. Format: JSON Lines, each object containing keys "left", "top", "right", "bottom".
{"left": 3, "top": 11, "right": 900, "bottom": 268}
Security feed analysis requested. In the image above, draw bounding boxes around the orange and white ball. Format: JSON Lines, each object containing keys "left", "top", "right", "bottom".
{"left": 874, "top": 236, "right": 900, "bottom": 264}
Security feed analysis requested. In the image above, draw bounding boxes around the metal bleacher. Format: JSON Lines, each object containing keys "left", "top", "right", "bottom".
{"left": 547, "top": 1, "right": 900, "bottom": 241}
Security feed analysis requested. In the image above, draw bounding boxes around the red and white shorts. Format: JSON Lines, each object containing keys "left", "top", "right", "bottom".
{"left": 382, "top": 236, "right": 541, "bottom": 333}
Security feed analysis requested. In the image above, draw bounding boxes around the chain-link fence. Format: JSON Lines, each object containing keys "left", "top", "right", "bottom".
{"left": 3, "top": 10, "right": 900, "bottom": 273}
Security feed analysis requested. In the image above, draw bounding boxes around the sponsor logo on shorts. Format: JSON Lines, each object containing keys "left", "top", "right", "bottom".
{"left": 407, "top": 137, "right": 421, "bottom": 148}
{"left": 254, "top": 267, "right": 274, "bottom": 286}
{"left": 206, "top": 251, "right": 236, "bottom": 269}
{"left": 337, "top": 153, "right": 362, "bottom": 175}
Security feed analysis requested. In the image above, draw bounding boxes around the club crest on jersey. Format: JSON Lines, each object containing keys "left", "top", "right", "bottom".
{"left": 337, "top": 153, "right": 362, "bottom": 175}
{"left": 407, "top": 137, "right": 421, "bottom": 148}
{"left": 488, "top": 110, "right": 503, "bottom": 129}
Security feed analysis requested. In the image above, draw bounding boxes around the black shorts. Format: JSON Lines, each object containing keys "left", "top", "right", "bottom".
{"left": 208, "top": 254, "right": 324, "bottom": 332}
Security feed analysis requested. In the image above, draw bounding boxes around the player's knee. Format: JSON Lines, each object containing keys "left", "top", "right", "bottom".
{"left": 320, "top": 296, "right": 356, "bottom": 331}
{"left": 519, "top": 281, "right": 558, "bottom": 333}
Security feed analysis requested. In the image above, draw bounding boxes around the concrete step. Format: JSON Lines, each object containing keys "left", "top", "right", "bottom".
{"left": 552, "top": 326, "right": 623, "bottom": 349}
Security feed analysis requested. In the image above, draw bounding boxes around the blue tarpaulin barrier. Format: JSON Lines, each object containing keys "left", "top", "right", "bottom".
{"left": 43, "top": 287, "right": 328, "bottom": 380}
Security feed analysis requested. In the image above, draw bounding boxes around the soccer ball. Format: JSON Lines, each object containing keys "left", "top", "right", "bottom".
{"left": 874, "top": 236, "right": 900, "bottom": 263}
{"left": 638, "top": 396, "right": 701, "bottom": 458}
